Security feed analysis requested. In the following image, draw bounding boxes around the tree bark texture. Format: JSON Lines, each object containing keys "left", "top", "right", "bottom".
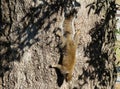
{"left": 0, "top": 0, "right": 117, "bottom": 89}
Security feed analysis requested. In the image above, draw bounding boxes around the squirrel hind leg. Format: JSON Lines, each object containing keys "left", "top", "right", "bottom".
{"left": 51, "top": 64, "right": 62, "bottom": 70}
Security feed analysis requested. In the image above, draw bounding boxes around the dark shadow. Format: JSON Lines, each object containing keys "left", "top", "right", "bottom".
{"left": 0, "top": 0, "right": 81, "bottom": 87}
{"left": 49, "top": 47, "right": 64, "bottom": 87}
{"left": 0, "top": 0, "right": 62, "bottom": 76}
{"left": 0, "top": 0, "right": 1, "bottom": 28}
{"left": 73, "top": 87, "right": 78, "bottom": 89}
{"left": 49, "top": 65, "right": 64, "bottom": 87}
{"left": 55, "top": 69, "right": 64, "bottom": 87}
{"left": 51, "top": 27, "right": 65, "bottom": 86}
{"left": 49, "top": 0, "right": 80, "bottom": 86}
{"left": 56, "top": 38, "right": 65, "bottom": 87}
{"left": 78, "top": 0, "right": 117, "bottom": 88}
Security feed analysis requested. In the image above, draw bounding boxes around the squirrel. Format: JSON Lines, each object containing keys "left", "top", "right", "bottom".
{"left": 51, "top": 9, "right": 80, "bottom": 82}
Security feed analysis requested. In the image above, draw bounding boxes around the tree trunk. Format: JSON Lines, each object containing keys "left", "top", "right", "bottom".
{"left": 0, "top": 0, "right": 117, "bottom": 89}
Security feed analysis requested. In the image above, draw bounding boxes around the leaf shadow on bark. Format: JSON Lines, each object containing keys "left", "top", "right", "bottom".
{"left": 50, "top": 0, "right": 81, "bottom": 87}
{"left": 0, "top": 0, "right": 81, "bottom": 87}
{"left": 0, "top": 0, "right": 14, "bottom": 78}
{"left": 52, "top": 28, "right": 65, "bottom": 87}
{"left": 0, "top": 0, "right": 64, "bottom": 78}
{"left": 78, "top": 0, "right": 117, "bottom": 89}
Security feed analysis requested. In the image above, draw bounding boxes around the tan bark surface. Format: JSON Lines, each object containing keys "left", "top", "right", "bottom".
{"left": 0, "top": 0, "right": 117, "bottom": 89}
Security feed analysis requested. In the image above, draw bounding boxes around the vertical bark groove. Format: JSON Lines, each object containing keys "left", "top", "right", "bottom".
{"left": 0, "top": 0, "right": 117, "bottom": 89}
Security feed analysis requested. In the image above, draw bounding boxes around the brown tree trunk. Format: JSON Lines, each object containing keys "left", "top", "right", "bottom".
{"left": 0, "top": 0, "right": 117, "bottom": 89}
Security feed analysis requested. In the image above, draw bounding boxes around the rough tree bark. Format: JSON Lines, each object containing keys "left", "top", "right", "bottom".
{"left": 0, "top": 0, "right": 117, "bottom": 89}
